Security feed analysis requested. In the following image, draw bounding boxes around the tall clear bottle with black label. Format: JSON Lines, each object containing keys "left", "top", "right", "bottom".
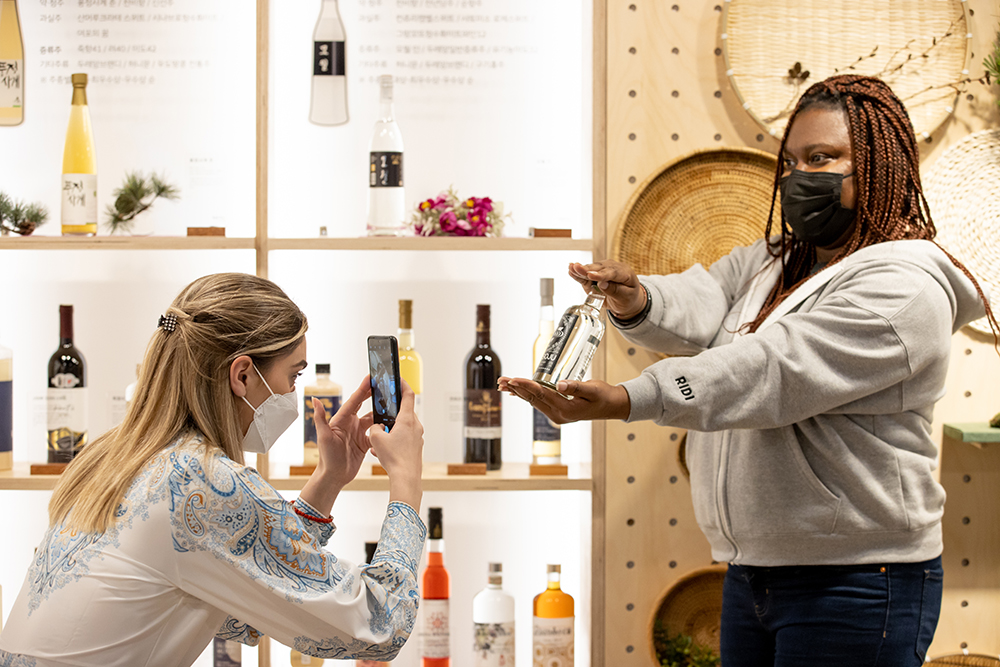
{"left": 532, "top": 278, "right": 560, "bottom": 464}
{"left": 0, "top": 328, "right": 12, "bottom": 471}
{"left": 366, "top": 74, "right": 404, "bottom": 237}
{"left": 533, "top": 285, "right": 605, "bottom": 397}
{"left": 47, "top": 305, "right": 87, "bottom": 463}
{"left": 464, "top": 304, "right": 501, "bottom": 470}
{"left": 0, "top": 0, "right": 25, "bottom": 126}
{"left": 309, "top": 0, "right": 347, "bottom": 126}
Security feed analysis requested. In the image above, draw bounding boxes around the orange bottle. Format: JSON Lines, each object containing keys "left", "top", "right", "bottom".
{"left": 420, "top": 507, "right": 450, "bottom": 666}
{"left": 532, "top": 564, "right": 574, "bottom": 667}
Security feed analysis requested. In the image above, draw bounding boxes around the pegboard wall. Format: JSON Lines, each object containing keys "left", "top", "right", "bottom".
{"left": 595, "top": 0, "right": 1000, "bottom": 664}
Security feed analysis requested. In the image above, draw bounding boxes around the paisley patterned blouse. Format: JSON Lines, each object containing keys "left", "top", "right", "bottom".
{"left": 0, "top": 434, "right": 426, "bottom": 666}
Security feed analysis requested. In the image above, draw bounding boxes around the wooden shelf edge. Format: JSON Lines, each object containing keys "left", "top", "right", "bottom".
{"left": 268, "top": 237, "right": 594, "bottom": 252}
{"left": 942, "top": 422, "right": 1000, "bottom": 445}
{"left": 0, "top": 236, "right": 256, "bottom": 250}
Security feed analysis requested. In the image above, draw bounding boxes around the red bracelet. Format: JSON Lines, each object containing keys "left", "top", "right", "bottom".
{"left": 292, "top": 503, "right": 334, "bottom": 524}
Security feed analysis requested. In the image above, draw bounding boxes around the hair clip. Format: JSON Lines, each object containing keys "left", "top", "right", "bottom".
{"left": 158, "top": 314, "right": 178, "bottom": 333}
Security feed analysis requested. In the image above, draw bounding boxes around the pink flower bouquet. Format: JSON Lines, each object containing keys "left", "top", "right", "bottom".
{"left": 408, "top": 187, "right": 509, "bottom": 237}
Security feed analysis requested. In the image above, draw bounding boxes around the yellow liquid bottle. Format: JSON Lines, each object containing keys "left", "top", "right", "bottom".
{"left": 61, "top": 73, "right": 97, "bottom": 236}
{"left": 532, "top": 278, "right": 561, "bottom": 464}
{"left": 533, "top": 564, "right": 574, "bottom": 667}
{"left": 0, "top": 0, "right": 23, "bottom": 126}
{"left": 398, "top": 299, "right": 423, "bottom": 423}
{"left": 302, "top": 363, "right": 342, "bottom": 467}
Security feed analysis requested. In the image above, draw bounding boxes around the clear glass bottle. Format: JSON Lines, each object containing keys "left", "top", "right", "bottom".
{"left": 464, "top": 304, "right": 502, "bottom": 470}
{"left": 366, "top": 74, "right": 405, "bottom": 237}
{"left": 309, "top": 0, "right": 347, "bottom": 126}
{"left": 303, "top": 363, "right": 342, "bottom": 467}
{"left": 532, "top": 284, "right": 605, "bottom": 397}
{"left": 421, "top": 507, "right": 450, "bottom": 666}
{"left": 61, "top": 73, "right": 97, "bottom": 236}
{"left": 47, "top": 305, "right": 87, "bottom": 463}
{"left": 473, "top": 563, "right": 515, "bottom": 667}
{"left": 0, "top": 0, "right": 24, "bottom": 126}
{"left": 531, "top": 278, "right": 560, "bottom": 464}
{"left": 532, "top": 564, "right": 574, "bottom": 667}
{"left": 0, "top": 328, "right": 12, "bottom": 471}
{"left": 398, "top": 299, "right": 423, "bottom": 423}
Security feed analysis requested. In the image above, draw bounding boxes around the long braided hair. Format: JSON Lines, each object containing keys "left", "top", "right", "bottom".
{"left": 746, "top": 74, "right": 999, "bottom": 346}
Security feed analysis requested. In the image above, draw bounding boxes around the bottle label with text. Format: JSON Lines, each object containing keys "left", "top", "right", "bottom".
{"left": 0, "top": 61, "right": 23, "bottom": 107}
{"left": 532, "top": 408, "right": 560, "bottom": 443}
{"left": 535, "top": 314, "right": 579, "bottom": 376}
{"left": 533, "top": 616, "right": 573, "bottom": 667}
{"left": 420, "top": 598, "right": 450, "bottom": 659}
{"left": 464, "top": 388, "right": 501, "bottom": 439}
{"left": 313, "top": 41, "right": 345, "bottom": 76}
{"left": 369, "top": 152, "right": 403, "bottom": 188}
{"left": 61, "top": 174, "right": 98, "bottom": 226}
{"left": 0, "top": 379, "right": 12, "bottom": 456}
{"left": 303, "top": 394, "right": 341, "bottom": 462}
{"left": 474, "top": 621, "right": 515, "bottom": 666}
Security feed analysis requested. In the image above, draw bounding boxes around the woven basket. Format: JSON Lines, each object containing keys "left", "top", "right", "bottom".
{"left": 648, "top": 565, "right": 727, "bottom": 662}
{"left": 923, "top": 129, "right": 1000, "bottom": 336}
{"left": 928, "top": 655, "right": 1000, "bottom": 666}
{"left": 722, "top": 0, "right": 970, "bottom": 139}
{"left": 612, "top": 148, "right": 777, "bottom": 278}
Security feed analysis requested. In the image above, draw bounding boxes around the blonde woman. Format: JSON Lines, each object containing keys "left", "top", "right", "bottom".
{"left": 0, "top": 273, "right": 426, "bottom": 665}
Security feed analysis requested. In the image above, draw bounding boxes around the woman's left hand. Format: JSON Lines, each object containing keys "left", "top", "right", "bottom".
{"left": 497, "top": 376, "right": 631, "bottom": 423}
{"left": 312, "top": 376, "right": 375, "bottom": 490}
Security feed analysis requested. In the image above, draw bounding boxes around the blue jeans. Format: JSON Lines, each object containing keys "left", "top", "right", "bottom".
{"left": 721, "top": 556, "right": 943, "bottom": 667}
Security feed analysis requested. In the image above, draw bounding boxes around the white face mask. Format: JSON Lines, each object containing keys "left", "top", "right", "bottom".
{"left": 241, "top": 364, "right": 298, "bottom": 454}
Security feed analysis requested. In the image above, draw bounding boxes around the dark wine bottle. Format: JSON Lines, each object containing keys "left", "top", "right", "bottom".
{"left": 47, "top": 305, "right": 87, "bottom": 463}
{"left": 464, "top": 304, "right": 502, "bottom": 470}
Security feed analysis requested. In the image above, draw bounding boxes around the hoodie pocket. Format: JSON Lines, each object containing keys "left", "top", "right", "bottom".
{"left": 727, "top": 430, "right": 842, "bottom": 537}
{"left": 685, "top": 432, "right": 719, "bottom": 531}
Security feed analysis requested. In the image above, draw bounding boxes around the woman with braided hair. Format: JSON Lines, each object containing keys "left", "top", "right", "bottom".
{"left": 500, "top": 74, "right": 997, "bottom": 665}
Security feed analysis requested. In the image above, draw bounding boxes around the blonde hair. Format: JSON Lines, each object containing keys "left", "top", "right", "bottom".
{"left": 49, "top": 273, "right": 308, "bottom": 533}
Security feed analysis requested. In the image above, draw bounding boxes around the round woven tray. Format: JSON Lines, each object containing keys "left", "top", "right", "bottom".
{"left": 928, "top": 655, "right": 1000, "bottom": 666}
{"left": 923, "top": 129, "right": 1000, "bottom": 336}
{"left": 722, "top": 0, "right": 970, "bottom": 140}
{"left": 648, "top": 565, "right": 727, "bottom": 661}
{"left": 612, "top": 148, "right": 777, "bottom": 278}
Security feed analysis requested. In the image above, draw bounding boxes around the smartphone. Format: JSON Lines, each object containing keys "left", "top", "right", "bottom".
{"left": 367, "top": 335, "right": 402, "bottom": 431}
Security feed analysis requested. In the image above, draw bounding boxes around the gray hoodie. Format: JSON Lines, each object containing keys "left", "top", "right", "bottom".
{"left": 618, "top": 238, "right": 987, "bottom": 566}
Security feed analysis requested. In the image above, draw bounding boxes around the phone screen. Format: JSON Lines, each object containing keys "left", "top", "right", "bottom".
{"left": 367, "top": 335, "right": 401, "bottom": 430}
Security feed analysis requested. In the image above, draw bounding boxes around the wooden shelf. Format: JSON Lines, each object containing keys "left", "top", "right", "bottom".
{"left": 268, "top": 237, "right": 593, "bottom": 252}
{"left": 0, "top": 236, "right": 256, "bottom": 250}
{"left": 0, "top": 461, "right": 592, "bottom": 492}
{"left": 269, "top": 461, "right": 593, "bottom": 492}
{"left": 943, "top": 422, "right": 1000, "bottom": 445}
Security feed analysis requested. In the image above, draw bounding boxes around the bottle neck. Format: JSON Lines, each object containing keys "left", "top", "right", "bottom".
{"left": 71, "top": 85, "right": 88, "bottom": 107}
{"left": 487, "top": 575, "right": 502, "bottom": 588}
{"left": 59, "top": 309, "right": 74, "bottom": 345}
{"left": 398, "top": 328, "right": 415, "bottom": 349}
{"left": 378, "top": 98, "right": 395, "bottom": 121}
{"left": 547, "top": 571, "right": 562, "bottom": 590}
{"left": 539, "top": 304, "right": 554, "bottom": 327}
{"left": 583, "top": 292, "right": 606, "bottom": 312}
{"left": 476, "top": 327, "right": 491, "bottom": 347}
{"left": 428, "top": 539, "right": 445, "bottom": 559}
{"left": 316, "top": 373, "right": 329, "bottom": 383}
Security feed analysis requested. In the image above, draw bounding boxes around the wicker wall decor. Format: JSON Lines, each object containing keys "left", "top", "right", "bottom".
{"left": 927, "top": 655, "right": 1000, "bottom": 666}
{"left": 649, "top": 565, "right": 727, "bottom": 662}
{"left": 611, "top": 148, "right": 777, "bottom": 278}
{"left": 923, "top": 129, "right": 1000, "bottom": 336}
{"left": 722, "top": 0, "right": 971, "bottom": 140}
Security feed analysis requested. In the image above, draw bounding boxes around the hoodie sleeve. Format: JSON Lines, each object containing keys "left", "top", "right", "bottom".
{"left": 621, "top": 258, "right": 965, "bottom": 431}
{"left": 617, "top": 240, "right": 770, "bottom": 356}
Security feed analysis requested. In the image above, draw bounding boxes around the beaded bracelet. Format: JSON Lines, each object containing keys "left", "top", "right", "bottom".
{"left": 291, "top": 502, "right": 334, "bottom": 524}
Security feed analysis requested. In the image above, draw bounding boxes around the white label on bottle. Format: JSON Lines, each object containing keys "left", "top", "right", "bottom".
{"left": 533, "top": 616, "right": 573, "bottom": 667}
{"left": 61, "top": 174, "right": 98, "bottom": 226}
{"left": 47, "top": 388, "right": 88, "bottom": 431}
{"left": 420, "top": 599, "right": 450, "bottom": 659}
{"left": 474, "top": 621, "right": 515, "bottom": 666}
{"left": 0, "top": 60, "right": 23, "bottom": 107}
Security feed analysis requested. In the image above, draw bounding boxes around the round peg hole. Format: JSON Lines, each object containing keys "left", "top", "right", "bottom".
{"left": 715, "top": 47, "right": 722, "bottom": 56}
{"left": 629, "top": 46, "right": 637, "bottom": 54}
{"left": 670, "top": 433, "right": 678, "bottom": 441}
{"left": 672, "top": 47, "right": 680, "bottom": 55}
{"left": 962, "top": 517, "right": 970, "bottom": 525}
{"left": 628, "top": 132, "right": 636, "bottom": 141}
{"left": 629, "top": 90, "right": 637, "bottom": 97}
{"left": 714, "top": 134, "right": 722, "bottom": 141}
{"left": 627, "top": 518, "right": 635, "bottom": 526}
{"left": 626, "top": 603, "right": 634, "bottom": 611}
{"left": 669, "top": 476, "right": 678, "bottom": 484}
{"left": 669, "top": 560, "right": 677, "bottom": 568}
{"left": 671, "top": 133, "right": 679, "bottom": 141}
{"left": 628, "top": 175, "right": 636, "bottom": 183}
{"left": 627, "top": 433, "right": 636, "bottom": 441}
{"left": 961, "top": 600, "right": 969, "bottom": 607}
{"left": 669, "top": 518, "right": 678, "bottom": 526}
{"left": 628, "top": 347, "right": 636, "bottom": 355}
{"left": 961, "top": 558, "right": 970, "bottom": 567}
{"left": 627, "top": 476, "right": 635, "bottom": 484}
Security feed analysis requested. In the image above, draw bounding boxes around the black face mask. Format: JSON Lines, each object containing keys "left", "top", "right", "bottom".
{"left": 779, "top": 170, "right": 856, "bottom": 248}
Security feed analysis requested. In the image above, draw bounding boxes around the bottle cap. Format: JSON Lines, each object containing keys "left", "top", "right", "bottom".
{"left": 365, "top": 541, "right": 378, "bottom": 564}
{"left": 71, "top": 73, "right": 88, "bottom": 86}
{"left": 547, "top": 564, "right": 561, "bottom": 573}
{"left": 379, "top": 74, "right": 393, "bottom": 99}
{"left": 489, "top": 562, "right": 503, "bottom": 573}
{"left": 315, "top": 363, "right": 330, "bottom": 375}
{"left": 428, "top": 507, "right": 443, "bottom": 539}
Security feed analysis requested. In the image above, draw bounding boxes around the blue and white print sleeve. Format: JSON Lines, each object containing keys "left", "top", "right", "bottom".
{"left": 167, "top": 452, "right": 426, "bottom": 660}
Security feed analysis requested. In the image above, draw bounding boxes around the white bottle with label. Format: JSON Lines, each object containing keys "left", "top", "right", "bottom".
{"left": 366, "top": 75, "right": 405, "bottom": 237}
{"left": 309, "top": 0, "right": 347, "bottom": 126}
{"left": 473, "top": 562, "right": 515, "bottom": 667}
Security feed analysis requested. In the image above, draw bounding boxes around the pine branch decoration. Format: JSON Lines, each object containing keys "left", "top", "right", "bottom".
{"left": 104, "top": 171, "right": 180, "bottom": 234}
{"left": 0, "top": 191, "right": 49, "bottom": 236}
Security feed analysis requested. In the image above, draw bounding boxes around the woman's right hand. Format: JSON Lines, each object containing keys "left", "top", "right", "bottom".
{"left": 568, "top": 259, "right": 646, "bottom": 319}
{"left": 369, "top": 380, "right": 424, "bottom": 510}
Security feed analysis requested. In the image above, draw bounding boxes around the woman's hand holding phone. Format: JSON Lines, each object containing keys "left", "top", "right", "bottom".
{"left": 370, "top": 379, "right": 424, "bottom": 510}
